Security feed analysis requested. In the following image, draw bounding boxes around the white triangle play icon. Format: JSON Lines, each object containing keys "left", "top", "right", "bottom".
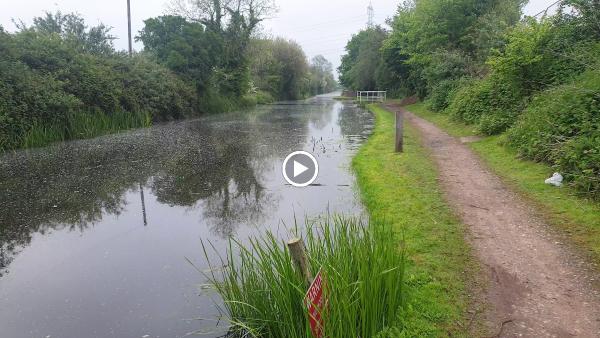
{"left": 293, "top": 161, "right": 309, "bottom": 178}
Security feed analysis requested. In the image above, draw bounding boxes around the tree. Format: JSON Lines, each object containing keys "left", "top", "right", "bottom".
{"left": 169, "top": 0, "right": 276, "bottom": 35}
{"left": 168, "top": 0, "right": 277, "bottom": 96}
{"left": 248, "top": 38, "right": 326, "bottom": 100}
{"left": 20, "top": 11, "right": 115, "bottom": 55}
{"left": 308, "top": 55, "right": 336, "bottom": 95}
{"left": 378, "top": 0, "right": 524, "bottom": 100}
{"left": 137, "top": 16, "right": 216, "bottom": 90}
{"left": 268, "top": 38, "right": 308, "bottom": 100}
{"left": 338, "top": 27, "right": 388, "bottom": 91}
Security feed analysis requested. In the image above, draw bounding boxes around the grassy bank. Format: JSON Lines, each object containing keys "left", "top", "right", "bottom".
{"left": 352, "top": 104, "right": 476, "bottom": 336}
{"left": 406, "top": 102, "right": 600, "bottom": 263}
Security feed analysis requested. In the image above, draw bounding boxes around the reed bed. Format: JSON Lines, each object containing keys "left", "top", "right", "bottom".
{"left": 18, "top": 111, "right": 152, "bottom": 149}
{"left": 202, "top": 216, "right": 405, "bottom": 337}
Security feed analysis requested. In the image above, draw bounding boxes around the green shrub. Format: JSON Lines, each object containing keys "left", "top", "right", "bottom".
{"left": 488, "top": 18, "right": 597, "bottom": 96}
{"left": 238, "top": 94, "right": 257, "bottom": 108}
{"left": 445, "top": 17, "right": 600, "bottom": 136}
{"left": 114, "top": 55, "right": 197, "bottom": 120}
{"left": 425, "top": 78, "right": 466, "bottom": 112}
{"left": 253, "top": 90, "right": 275, "bottom": 104}
{"left": 0, "top": 57, "right": 81, "bottom": 150}
{"left": 197, "top": 90, "right": 237, "bottom": 114}
{"left": 0, "top": 25, "right": 198, "bottom": 151}
{"left": 507, "top": 69, "right": 600, "bottom": 198}
{"left": 446, "top": 75, "right": 524, "bottom": 134}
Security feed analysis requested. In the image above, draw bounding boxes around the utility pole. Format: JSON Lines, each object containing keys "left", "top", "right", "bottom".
{"left": 367, "top": 1, "right": 374, "bottom": 28}
{"left": 127, "top": 0, "right": 132, "bottom": 56}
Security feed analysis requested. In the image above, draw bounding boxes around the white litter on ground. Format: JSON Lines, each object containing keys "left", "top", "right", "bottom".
{"left": 545, "top": 173, "right": 564, "bottom": 187}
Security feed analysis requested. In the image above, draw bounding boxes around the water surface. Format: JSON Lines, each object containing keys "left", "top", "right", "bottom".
{"left": 0, "top": 94, "right": 373, "bottom": 338}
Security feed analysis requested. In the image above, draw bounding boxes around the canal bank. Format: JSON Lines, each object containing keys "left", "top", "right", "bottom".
{"left": 352, "top": 104, "right": 479, "bottom": 336}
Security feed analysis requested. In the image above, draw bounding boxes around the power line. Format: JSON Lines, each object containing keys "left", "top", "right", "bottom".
{"left": 306, "top": 46, "right": 347, "bottom": 55}
{"left": 532, "top": 0, "right": 563, "bottom": 18}
{"left": 278, "top": 15, "right": 367, "bottom": 33}
{"left": 296, "top": 34, "right": 355, "bottom": 46}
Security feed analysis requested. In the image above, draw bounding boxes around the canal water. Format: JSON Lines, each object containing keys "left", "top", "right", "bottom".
{"left": 0, "top": 94, "right": 374, "bottom": 338}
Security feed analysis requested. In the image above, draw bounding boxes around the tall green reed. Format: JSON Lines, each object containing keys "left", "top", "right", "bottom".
{"left": 17, "top": 111, "right": 152, "bottom": 150}
{"left": 67, "top": 110, "right": 151, "bottom": 139}
{"left": 202, "top": 216, "right": 406, "bottom": 337}
{"left": 21, "top": 122, "right": 67, "bottom": 149}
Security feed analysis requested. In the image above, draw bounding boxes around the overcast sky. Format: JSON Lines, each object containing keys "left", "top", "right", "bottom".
{"left": 2, "top": 0, "right": 558, "bottom": 73}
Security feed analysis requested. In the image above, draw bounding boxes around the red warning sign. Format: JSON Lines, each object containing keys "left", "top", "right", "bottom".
{"left": 304, "top": 268, "right": 326, "bottom": 338}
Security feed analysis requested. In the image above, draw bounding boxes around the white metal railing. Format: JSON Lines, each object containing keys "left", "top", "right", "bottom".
{"left": 357, "top": 91, "right": 387, "bottom": 103}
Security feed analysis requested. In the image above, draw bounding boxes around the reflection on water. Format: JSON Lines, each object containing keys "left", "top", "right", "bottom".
{"left": 0, "top": 94, "right": 373, "bottom": 338}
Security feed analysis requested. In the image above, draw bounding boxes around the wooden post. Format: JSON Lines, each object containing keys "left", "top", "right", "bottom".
{"left": 288, "top": 238, "right": 313, "bottom": 286}
{"left": 395, "top": 110, "right": 404, "bottom": 153}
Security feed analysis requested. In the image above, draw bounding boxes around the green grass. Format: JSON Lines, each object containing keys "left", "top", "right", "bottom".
{"left": 352, "top": 104, "right": 476, "bottom": 336}
{"left": 67, "top": 110, "right": 151, "bottom": 139}
{"left": 406, "top": 103, "right": 600, "bottom": 263}
{"left": 21, "top": 122, "right": 68, "bottom": 149}
{"left": 202, "top": 216, "right": 406, "bottom": 337}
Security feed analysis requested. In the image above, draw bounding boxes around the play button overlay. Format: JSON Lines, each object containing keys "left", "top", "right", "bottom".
{"left": 294, "top": 161, "right": 309, "bottom": 177}
{"left": 283, "top": 151, "right": 319, "bottom": 187}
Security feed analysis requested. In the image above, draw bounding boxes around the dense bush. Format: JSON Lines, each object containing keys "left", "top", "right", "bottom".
{"left": 0, "top": 20, "right": 198, "bottom": 150}
{"left": 446, "top": 75, "right": 525, "bottom": 134}
{"left": 447, "top": 12, "right": 600, "bottom": 134}
{"left": 425, "top": 78, "right": 467, "bottom": 112}
{"left": 449, "top": 1, "right": 600, "bottom": 197}
{"left": 115, "top": 56, "right": 197, "bottom": 120}
{"left": 507, "top": 69, "right": 600, "bottom": 197}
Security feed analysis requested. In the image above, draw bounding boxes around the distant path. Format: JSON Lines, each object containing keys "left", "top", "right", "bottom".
{"left": 386, "top": 103, "right": 600, "bottom": 337}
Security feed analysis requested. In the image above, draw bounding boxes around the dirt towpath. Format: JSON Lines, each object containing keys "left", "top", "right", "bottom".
{"left": 387, "top": 104, "right": 600, "bottom": 337}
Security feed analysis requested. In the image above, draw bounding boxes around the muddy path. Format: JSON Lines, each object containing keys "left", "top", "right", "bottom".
{"left": 387, "top": 104, "right": 600, "bottom": 337}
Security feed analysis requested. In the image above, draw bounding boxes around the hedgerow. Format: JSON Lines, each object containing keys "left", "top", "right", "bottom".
{"left": 507, "top": 69, "right": 600, "bottom": 198}
{"left": 0, "top": 27, "right": 197, "bottom": 150}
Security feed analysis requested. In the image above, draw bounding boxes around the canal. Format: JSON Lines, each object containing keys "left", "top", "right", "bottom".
{"left": 0, "top": 94, "right": 373, "bottom": 338}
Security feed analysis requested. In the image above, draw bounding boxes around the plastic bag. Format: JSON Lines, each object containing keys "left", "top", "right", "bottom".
{"left": 545, "top": 173, "right": 563, "bottom": 187}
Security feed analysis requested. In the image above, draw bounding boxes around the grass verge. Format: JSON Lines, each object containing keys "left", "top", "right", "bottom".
{"left": 406, "top": 103, "right": 600, "bottom": 263}
{"left": 352, "top": 104, "right": 476, "bottom": 336}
